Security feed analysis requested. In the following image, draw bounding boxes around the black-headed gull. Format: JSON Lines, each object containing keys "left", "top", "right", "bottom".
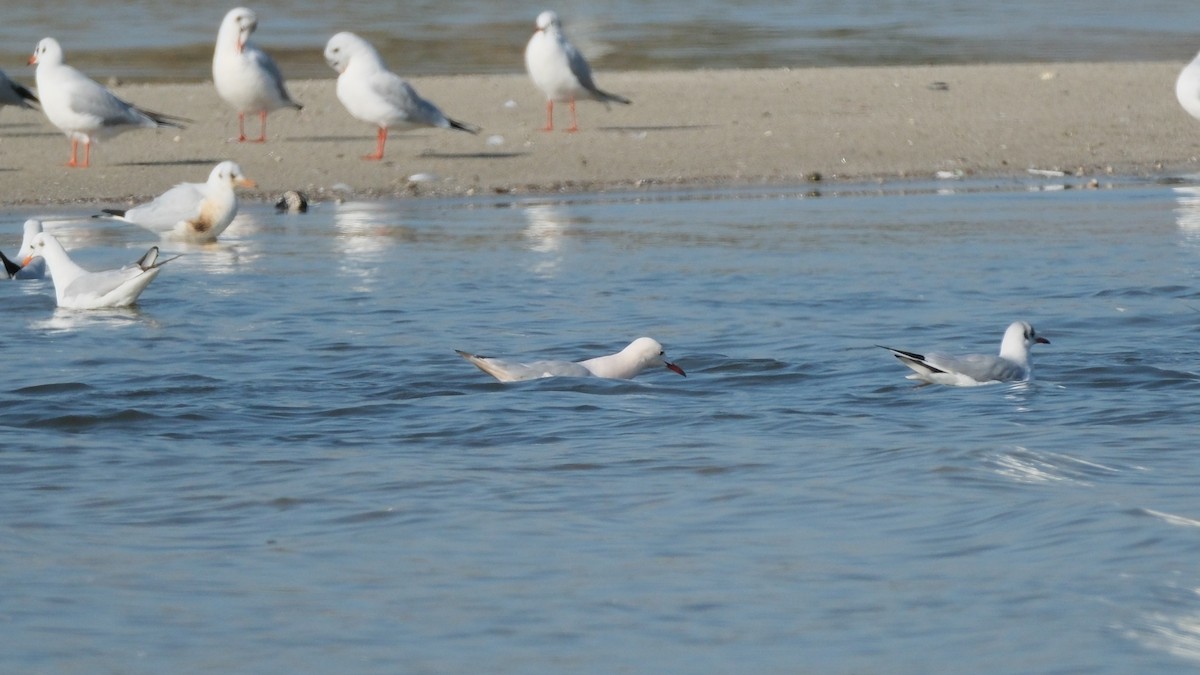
{"left": 213, "top": 7, "right": 302, "bottom": 143}
{"left": 323, "top": 31, "right": 479, "bottom": 161}
{"left": 29, "top": 37, "right": 186, "bottom": 168}
{"left": 23, "top": 232, "right": 177, "bottom": 309}
{"left": 457, "top": 337, "right": 686, "bottom": 382}
{"left": 879, "top": 321, "right": 1050, "bottom": 386}
{"left": 524, "top": 10, "right": 631, "bottom": 132}
{"left": 0, "top": 68, "right": 37, "bottom": 112}
{"left": 13, "top": 218, "right": 47, "bottom": 279}
{"left": 1178, "top": 48, "right": 1200, "bottom": 125}
{"left": 96, "top": 161, "right": 255, "bottom": 242}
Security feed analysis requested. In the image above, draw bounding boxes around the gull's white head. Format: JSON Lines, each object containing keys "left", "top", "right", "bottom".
{"left": 999, "top": 320, "right": 1050, "bottom": 361}
{"left": 324, "top": 32, "right": 377, "bottom": 74}
{"left": 209, "top": 160, "right": 256, "bottom": 189}
{"left": 28, "top": 38, "right": 64, "bottom": 67}
{"left": 535, "top": 11, "right": 561, "bottom": 32}
{"left": 22, "top": 231, "right": 62, "bottom": 267}
{"left": 220, "top": 7, "right": 258, "bottom": 54}
{"left": 625, "top": 337, "right": 686, "bottom": 377}
{"left": 16, "top": 219, "right": 44, "bottom": 260}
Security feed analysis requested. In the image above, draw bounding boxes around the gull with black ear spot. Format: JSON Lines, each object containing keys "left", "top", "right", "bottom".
{"left": 457, "top": 337, "right": 685, "bottom": 383}
{"left": 879, "top": 321, "right": 1050, "bottom": 386}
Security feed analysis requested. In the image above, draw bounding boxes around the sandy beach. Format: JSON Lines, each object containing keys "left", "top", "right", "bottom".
{"left": 0, "top": 61, "right": 1195, "bottom": 206}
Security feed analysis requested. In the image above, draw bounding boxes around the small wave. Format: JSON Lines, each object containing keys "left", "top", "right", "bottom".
{"left": 1126, "top": 609, "right": 1200, "bottom": 663}
{"left": 983, "top": 446, "right": 1120, "bottom": 486}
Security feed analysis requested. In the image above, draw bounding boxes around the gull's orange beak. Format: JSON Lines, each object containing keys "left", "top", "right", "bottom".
{"left": 666, "top": 362, "right": 686, "bottom": 377}
{"left": 236, "top": 177, "right": 256, "bottom": 188}
{"left": 21, "top": 255, "right": 33, "bottom": 267}
{"left": 27, "top": 53, "right": 37, "bottom": 66}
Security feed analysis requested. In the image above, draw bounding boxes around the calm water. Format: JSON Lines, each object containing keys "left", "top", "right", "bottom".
{"left": 1, "top": 0, "right": 1200, "bottom": 81}
{"left": 3, "top": 179, "right": 1200, "bottom": 672}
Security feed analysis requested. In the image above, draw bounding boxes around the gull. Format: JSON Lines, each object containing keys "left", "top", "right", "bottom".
{"left": 96, "top": 161, "right": 255, "bottom": 242}
{"left": 29, "top": 37, "right": 186, "bottom": 168}
{"left": 879, "top": 321, "right": 1050, "bottom": 386}
{"left": 0, "top": 250, "right": 20, "bottom": 278}
{"left": 457, "top": 337, "right": 686, "bottom": 382}
{"left": 23, "top": 232, "right": 177, "bottom": 309}
{"left": 1178, "top": 48, "right": 1200, "bottom": 124}
{"left": 213, "top": 7, "right": 302, "bottom": 143}
{"left": 13, "top": 218, "right": 47, "bottom": 279}
{"left": 0, "top": 68, "right": 37, "bottom": 112}
{"left": 323, "top": 31, "right": 479, "bottom": 161}
{"left": 524, "top": 10, "right": 630, "bottom": 132}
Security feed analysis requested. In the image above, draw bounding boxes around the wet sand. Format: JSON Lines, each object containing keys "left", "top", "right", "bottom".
{"left": 0, "top": 61, "right": 1195, "bottom": 206}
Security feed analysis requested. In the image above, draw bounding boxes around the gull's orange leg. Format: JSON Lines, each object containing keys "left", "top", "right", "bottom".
{"left": 364, "top": 126, "right": 387, "bottom": 160}
{"left": 541, "top": 100, "right": 554, "bottom": 132}
{"left": 565, "top": 98, "right": 580, "bottom": 133}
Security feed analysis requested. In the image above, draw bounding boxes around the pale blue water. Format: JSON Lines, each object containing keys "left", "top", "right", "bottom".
{"left": 3, "top": 179, "right": 1200, "bottom": 672}
{"left": 1, "top": 0, "right": 1199, "bottom": 80}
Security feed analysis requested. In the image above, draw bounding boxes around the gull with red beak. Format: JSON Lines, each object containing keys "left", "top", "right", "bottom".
{"left": 457, "top": 337, "right": 686, "bottom": 383}
{"left": 214, "top": 7, "right": 302, "bottom": 143}
{"left": 29, "top": 37, "right": 185, "bottom": 168}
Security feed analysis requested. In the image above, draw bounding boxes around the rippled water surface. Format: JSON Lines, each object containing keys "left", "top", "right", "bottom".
{"left": 4, "top": 180, "right": 1200, "bottom": 672}
{"left": 1, "top": 1, "right": 1199, "bottom": 81}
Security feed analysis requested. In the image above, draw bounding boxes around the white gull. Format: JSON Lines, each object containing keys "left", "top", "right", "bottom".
{"left": 96, "top": 161, "right": 255, "bottom": 242}
{"left": 524, "top": 10, "right": 630, "bottom": 132}
{"left": 23, "top": 232, "right": 177, "bottom": 309}
{"left": 879, "top": 320, "right": 1050, "bottom": 386}
{"left": 457, "top": 337, "right": 685, "bottom": 382}
{"left": 213, "top": 7, "right": 302, "bottom": 143}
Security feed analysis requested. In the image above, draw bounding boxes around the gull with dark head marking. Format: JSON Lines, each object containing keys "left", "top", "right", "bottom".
{"left": 879, "top": 321, "right": 1050, "bottom": 386}
{"left": 458, "top": 337, "right": 685, "bottom": 383}
{"left": 96, "top": 161, "right": 255, "bottom": 242}
{"left": 24, "top": 232, "right": 177, "bottom": 309}
{"left": 29, "top": 37, "right": 186, "bottom": 168}
{"left": 323, "top": 31, "right": 479, "bottom": 161}
{"left": 214, "top": 7, "right": 302, "bottom": 143}
{"left": 524, "top": 10, "right": 631, "bottom": 132}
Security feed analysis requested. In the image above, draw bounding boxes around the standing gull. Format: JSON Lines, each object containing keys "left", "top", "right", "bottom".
{"left": 0, "top": 68, "right": 37, "bottom": 113}
{"left": 457, "top": 337, "right": 686, "bottom": 382}
{"left": 29, "top": 37, "right": 185, "bottom": 168}
{"left": 96, "top": 161, "right": 256, "bottom": 242}
{"left": 23, "top": 232, "right": 176, "bottom": 309}
{"left": 323, "top": 31, "right": 478, "bottom": 161}
{"left": 879, "top": 321, "right": 1050, "bottom": 386}
{"left": 213, "top": 7, "right": 302, "bottom": 143}
{"left": 524, "top": 10, "right": 630, "bottom": 132}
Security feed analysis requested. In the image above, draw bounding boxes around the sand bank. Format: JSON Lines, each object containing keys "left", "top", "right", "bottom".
{"left": 0, "top": 61, "right": 1195, "bottom": 206}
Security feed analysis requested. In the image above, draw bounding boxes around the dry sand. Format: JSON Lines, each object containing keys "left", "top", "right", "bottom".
{"left": 1, "top": 61, "right": 1197, "bottom": 206}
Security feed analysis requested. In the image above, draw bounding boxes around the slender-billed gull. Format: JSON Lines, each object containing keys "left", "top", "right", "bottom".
{"left": 29, "top": 37, "right": 185, "bottom": 168}
{"left": 96, "top": 161, "right": 255, "bottom": 242}
{"left": 457, "top": 337, "right": 686, "bottom": 382}
{"left": 879, "top": 321, "right": 1050, "bottom": 386}
{"left": 323, "top": 31, "right": 478, "bottom": 161}
{"left": 524, "top": 10, "right": 630, "bottom": 132}
{"left": 213, "top": 7, "right": 302, "bottom": 143}
{"left": 23, "top": 232, "right": 177, "bottom": 309}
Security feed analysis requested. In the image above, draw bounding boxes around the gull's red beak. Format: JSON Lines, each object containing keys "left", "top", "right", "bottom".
{"left": 27, "top": 54, "right": 37, "bottom": 66}
{"left": 666, "top": 362, "right": 686, "bottom": 377}
{"left": 1036, "top": 336, "right": 1050, "bottom": 345}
